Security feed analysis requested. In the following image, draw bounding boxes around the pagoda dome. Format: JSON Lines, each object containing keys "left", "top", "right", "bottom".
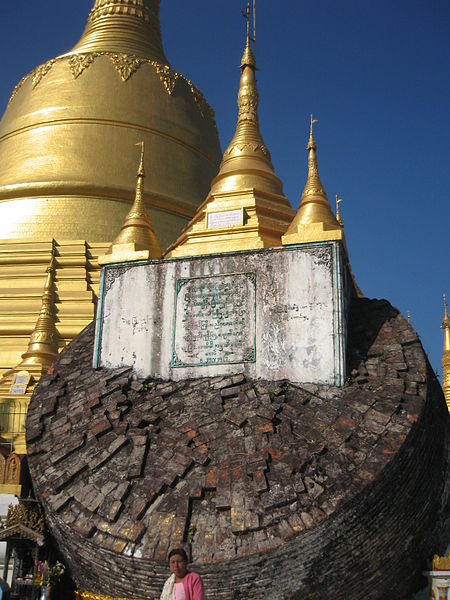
{"left": 0, "top": 0, "right": 222, "bottom": 249}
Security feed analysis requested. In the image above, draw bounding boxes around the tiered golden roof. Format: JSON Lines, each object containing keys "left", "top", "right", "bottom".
{"left": 441, "top": 293, "right": 450, "bottom": 411}
{"left": 0, "top": 0, "right": 221, "bottom": 375}
{"left": 282, "top": 116, "right": 344, "bottom": 245}
{"left": 166, "top": 11, "right": 295, "bottom": 258}
{"left": 99, "top": 143, "right": 162, "bottom": 265}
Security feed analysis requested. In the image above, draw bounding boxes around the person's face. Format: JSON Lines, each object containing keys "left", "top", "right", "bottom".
{"left": 169, "top": 554, "right": 187, "bottom": 579}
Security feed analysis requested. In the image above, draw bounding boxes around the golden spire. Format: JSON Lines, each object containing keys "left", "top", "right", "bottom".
{"left": 282, "top": 116, "right": 345, "bottom": 245}
{"left": 215, "top": 2, "right": 279, "bottom": 193}
{"left": 166, "top": 4, "right": 295, "bottom": 258}
{"left": 71, "top": 0, "right": 167, "bottom": 63}
{"left": 335, "top": 195, "right": 344, "bottom": 227}
{"left": 99, "top": 143, "right": 162, "bottom": 265}
{"left": 442, "top": 293, "right": 450, "bottom": 410}
{"left": 19, "top": 251, "right": 59, "bottom": 371}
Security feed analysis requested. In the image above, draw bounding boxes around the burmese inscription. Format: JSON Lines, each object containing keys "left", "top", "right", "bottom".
{"left": 172, "top": 273, "right": 256, "bottom": 367}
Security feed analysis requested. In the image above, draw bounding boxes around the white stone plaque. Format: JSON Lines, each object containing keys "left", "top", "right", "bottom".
{"left": 10, "top": 384, "right": 27, "bottom": 395}
{"left": 9, "top": 371, "right": 30, "bottom": 395}
{"left": 172, "top": 273, "right": 256, "bottom": 367}
{"left": 207, "top": 209, "right": 242, "bottom": 229}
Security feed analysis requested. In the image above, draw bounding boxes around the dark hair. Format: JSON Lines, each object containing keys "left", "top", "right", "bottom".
{"left": 168, "top": 548, "right": 188, "bottom": 563}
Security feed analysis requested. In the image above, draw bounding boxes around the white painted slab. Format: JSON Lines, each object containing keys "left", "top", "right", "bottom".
{"left": 207, "top": 209, "right": 242, "bottom": 229}
{"left": 95, "top": 243, "right": 350, "bottom": 385}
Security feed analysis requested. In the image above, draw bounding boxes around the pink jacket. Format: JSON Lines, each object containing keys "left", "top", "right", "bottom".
{"left": 182, "top": 571, "right": 204, "bottom": 600}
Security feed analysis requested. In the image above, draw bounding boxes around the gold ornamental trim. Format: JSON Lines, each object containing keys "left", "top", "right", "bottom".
{"left": 89, "top": 0, "right": 155, "bottom": 24}
{"left": 6, "top": 52, "right": 215, "bottom": 125}
{"left": 433, "top": 554, "right": 450, "bottom": 570}
{"left": 75, "top": 592, "right": 140, "bottom": 600}
{"left": 4, "top": 501, "right": 45, "bottom": 535}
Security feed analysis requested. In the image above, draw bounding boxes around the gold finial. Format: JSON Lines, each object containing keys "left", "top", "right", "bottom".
{"left": 243, "top": 3, "right": 251, "bottom": 44}
{"left": 19, "top": 248, "right": 59, "bottom": 371}
{"left": 308, "top": 114, "right": 318, "bottom": 150}
{"left": 241, "top": 3, "right": 256, "bottom": 68}
{"left": 253, "top": 0, "right": 256, "bottom": 45}
{"left": 137, "top": 141, "right": 145, "bottom": 177}
{"left": 335, "top": 195, "right": 344, "bottom": 227}
{"left": 134, "top": 141, "right": 146, "bottom": 202}
{"left": 99, "top": 143, "right": 162, "bottom": 265}
{"left": 442, "top": 293, "right": 450, "bottom": 349}
{"left": 282, "top": 117, "right": 345, "bottom": 245}
{"left": 441, "top": 293, "right": 450, "bottom": 411}
{"left": 443, "top": 293, "right": 449, "bottom": 320}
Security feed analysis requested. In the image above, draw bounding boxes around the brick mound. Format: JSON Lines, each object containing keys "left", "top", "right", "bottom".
{"left": 27, "top": 298, "right": 449, "bottom": 600}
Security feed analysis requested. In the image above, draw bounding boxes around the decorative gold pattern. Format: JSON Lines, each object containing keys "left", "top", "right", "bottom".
{"left": 441, "top": 293, "right": 450, "bottom": 411}
{"left": 7, "top": 75, "right": 28, "bottom": 106}
{"left": 31, "top": 60, "right": 56, "bottom": 88}
{"left": 184, "top": 78, "right": 215, "bottom": 121}
{"left": 2, "top": 501, "right": 45, "bottom": 535}
{"left": 153, "top": 62, "right": 177, "bottom": 94}
{"left": 433, "top": 553, "right": 450, "bottom": 570}
{"left": 7, "top": 52, "right": 214, "bottom": 124}
{"left": 89, "top": 0, "right": 154, "bottom": 23}
{"left": 110, "top": 53, "right": 145, "bottom": 82}
{"left": 5, "top": 454, "right": 21, "bottom": 485}
{"left": 68, "top": 53, "right": 96, "bottom": 79}
{"left": 75, "top": 592, "right": 134, "bottom": 600}
{"left": 99, "top": 143, "right": 162, "bottom": 264}
{"left": 282, "top": 116, "right": 345, "bottom": 245}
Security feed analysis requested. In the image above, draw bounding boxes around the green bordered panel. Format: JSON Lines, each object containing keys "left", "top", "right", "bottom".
{"left": 171, "top": 272, "right": 256, "bottom": 368}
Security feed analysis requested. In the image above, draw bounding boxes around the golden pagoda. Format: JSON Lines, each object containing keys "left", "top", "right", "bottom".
{"left": 282, "top": 116, "right": 345, "bottom": 245}
{"left": 441, "top": 293, "right": 450, "bottom": 411}
{"left": 166, "top": 5, "right": 295, "bottom": 258}
{"left": 0, "top": 0, "right": 221, "bottom": 377}
{"left": 0, "top": 255, "right": 59, "bottom": 493}
{"left": 99, "top": 143, "right": 162, "bottom": 265}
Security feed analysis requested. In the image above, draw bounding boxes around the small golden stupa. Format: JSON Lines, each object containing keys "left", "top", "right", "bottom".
{"left": 282, "top": 116, "right": 344, "bottom": 245}
{"left": 18, "top": 257, "right": 59, "bottom": 371}
{"left": 441, "top": 293, "right": 450, "bottom": 411}
{"left": 0, "top": 253, "right": 59, "bottom": 463}
{"left": 99, "top": 143, "right": 162, "bottom": 265}
{"left": 166, "top": 5, "right": 295, "bottom": 258}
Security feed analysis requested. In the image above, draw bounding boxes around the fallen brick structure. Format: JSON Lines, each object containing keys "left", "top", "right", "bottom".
{"left": 27, "top": 298, "right": 449, "bottom": 600}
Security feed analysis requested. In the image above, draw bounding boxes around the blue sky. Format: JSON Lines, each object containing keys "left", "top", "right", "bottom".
{"left": 0, "top": 1, "right": 448, "bottom": 378}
